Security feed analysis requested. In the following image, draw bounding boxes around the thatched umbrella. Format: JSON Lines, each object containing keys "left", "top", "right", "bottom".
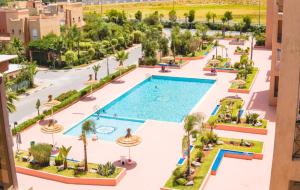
{"left": 40, "top": 119, "right": 63, "bottom": 147}
{"left": 84, "top": 74, "right": 98, "bottom": 93}
{"left": 208, "top": 59, "right": 221, "bottom": 68}
{"left": 116, "top": 128, "right": 141, "bottom": 162}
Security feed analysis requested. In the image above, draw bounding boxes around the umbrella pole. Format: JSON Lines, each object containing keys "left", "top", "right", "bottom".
{"left": 128, "top": 147, "right": 131, "bottom": 161}
{"left": 52, "top": 133, "right": 55, "bottom": 148}
{"left": 90, "top": 85, "right": 93, "bottom": 94}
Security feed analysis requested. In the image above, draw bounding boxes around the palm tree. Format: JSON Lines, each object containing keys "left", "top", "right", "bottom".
{"left": 4, "top": 78, "right": 18, "bottom": 113}
{"left": 81, "top": 120, "right": 96, "bottom": 171}
{"left": 183, "top": 12, "right": 188, "bottom": 25}
{"left": 182, "top": 113, "right": 205, "bottom": 176}
{"left": 36, "top": 99, "right": 41, "bottom": 116}
{"left": 92, "top": 64, "right": 101, "bottom": 80}
{"left": 6, "top": 88, "right": 18, "bottom": 113}
{"left": 207, "top": 116, "right": 217, "bottom": 133}
{"left": 114, "top": 50, "right": 129, "bottom": 76}
{"left": 59, "top": 145, "right": 72, "bottom": 169}
{"left": 214, "top": 40, "right": 219, "bottom": 58}
{"left": 221, "top": 16, "right": 226, "bottom": 37}
{"left": 212, "top": 13, "right": 217, "bottom": 24}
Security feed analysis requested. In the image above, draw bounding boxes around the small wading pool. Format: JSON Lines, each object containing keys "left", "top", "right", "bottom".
{"left": 64, "top": 75, "right": 215, "bottom": 141}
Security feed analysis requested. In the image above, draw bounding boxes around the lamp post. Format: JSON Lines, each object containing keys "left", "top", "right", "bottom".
{"left": 13, "top": 122, "right": 19, "bottom": 152}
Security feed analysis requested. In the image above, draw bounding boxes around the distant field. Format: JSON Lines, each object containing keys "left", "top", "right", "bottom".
{"left": 83, "top": 0, "right": 266, "bottom": 24}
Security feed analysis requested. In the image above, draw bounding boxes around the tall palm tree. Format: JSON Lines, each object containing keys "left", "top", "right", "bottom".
{"left": 92, "top": 64, "right": 101, "bottom": 80}
{"left": 4, "top": 77, "right": 18, "bottom": 113}
{"left": 182, "top": 113, "right": 205, "bottom": 176}
{"left": 59, "top": 145, "right": 72, "bottom": 169}
{"left": 6, "top": 88, "right": 18, "bottom": 113}
{"left": 115, "top": 50, "right": 129, "bottom": 76}
{"left": 81, "top": 120, "right": 95, "bottom": 171}
{"left": 212, "top": 13, "right": 217, "bottom": 24}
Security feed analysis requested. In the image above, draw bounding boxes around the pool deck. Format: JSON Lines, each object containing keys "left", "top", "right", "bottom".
{"left": 16, "top": 39, "right": 274, "bottom": 190}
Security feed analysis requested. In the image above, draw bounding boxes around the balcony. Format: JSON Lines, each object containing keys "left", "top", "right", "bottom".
{"left": 276, "top": 0, "right": 283, "bottom": 13}
{"left": 293, "top": 121, "right": 300, "bottom": 159}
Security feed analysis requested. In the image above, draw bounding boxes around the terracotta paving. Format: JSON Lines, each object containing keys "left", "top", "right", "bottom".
{"left": 16, "top": 39, "right": 274, "bottom": 190}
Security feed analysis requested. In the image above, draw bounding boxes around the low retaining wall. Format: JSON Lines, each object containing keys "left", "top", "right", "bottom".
{"left": 203, "top": 67, "right": 238, "bottom": 73}
{"left": 16, "top": 166, "right": 126, "bottom": 186}
{"left": 175, "top": 56, "right": 204, "bottom": 61}
{"left": 228, "top": 88, "right": 250, "bottom": 94}
{"left": 229, "top": 41, "right": 245, "bottom": 45}
{"left": 234, "top": 52, "right": 248, "bottom": 55}
{"left": 215, "top": 124, "right": 268, "bottom": 135}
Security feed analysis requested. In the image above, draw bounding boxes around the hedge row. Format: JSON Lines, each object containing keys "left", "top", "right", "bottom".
{"left": 12, "top": 64, "right": 137, "bottom": 135}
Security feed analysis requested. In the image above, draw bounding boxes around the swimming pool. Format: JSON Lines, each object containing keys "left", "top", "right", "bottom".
{"left": 64, "top": 75, "right": 215, "bottom": 141}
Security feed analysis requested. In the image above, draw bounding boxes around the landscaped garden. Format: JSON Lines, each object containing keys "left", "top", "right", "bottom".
{"left": 208, "top": 97, "right": 267, "bottom": 130}
{"left": 163, "top": 113, "right": 264, "bottom": 190}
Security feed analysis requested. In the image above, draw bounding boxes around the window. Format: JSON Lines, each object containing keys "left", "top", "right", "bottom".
{"left": 31, "top": 29, "right": 38, "bottom": 40}
{"left": 11, "top": 29, "right": 14, "bottom": 34}
{"left": 78, "top": 17, "right": 81, "bottom": 22}
{"left": 289, "top": 181, "right": 300, "bottom": 190}
{"left": 276, "top": 48, "right": 281, "bottom": 61}
{"left": 277, "top": 20, "right": 282, "bottom": 43}
{"left": 19, "top": 29, "right": 22, "bottom": 35}
{"left": 274, "top": 76, "right": 279, "bottom": 97}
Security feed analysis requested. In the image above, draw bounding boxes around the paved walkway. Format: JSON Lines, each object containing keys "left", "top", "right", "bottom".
{"left": 16, "top": 40, "right": 274, "bottom": 190}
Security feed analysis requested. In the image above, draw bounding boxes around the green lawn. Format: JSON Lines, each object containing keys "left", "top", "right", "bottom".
{"left": 205, "top": 57, "right": 232, "bottom": 68}
{"left": 230, "top": 67, "right": 259, "bottom": 90}
{"left": 15, "top": 152, "right": 121, "bottom": 178}
{"left": 164, "top": 137, "right": 263, "bottom": 190}
{"left": 84, "top": 0, "right": 266, "bottom": 24}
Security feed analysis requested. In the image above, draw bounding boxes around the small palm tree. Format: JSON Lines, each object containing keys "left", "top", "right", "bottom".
{"left": 212, "top": 13, "right": 217, "bottom": 24}
{"left": 182, "top": 113, "right": 205, "bottom": 176}
{"left": 81, "top": 120, "right": 96, "bottom": 171}
{"left": 214, "top": 40, "right": 219, "bottom": 57}
{"left": 36, "top": 99, "right": 41, "bottom": 115}
{"left": 59, "top": 145, "right": 72, "bottom": 169}
{"left": 207, "top": 116, "right": 217, "bottom": 133}
{"left": 92, "top": 64, "right": 101, "bottom": 80}
{"left": 115, "top": 50, "right": 129, "bottom": 76}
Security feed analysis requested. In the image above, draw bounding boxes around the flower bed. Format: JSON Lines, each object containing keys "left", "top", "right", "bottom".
{"left": 228, "top": 67, "right": 259, "bottom": 94}
{"left": 12, "top": 65, "right": 137, "bottom": 135}
{"left": 208, "top": 97, "right": 268, "bottom": 134}
{"left": 163, "top": 137, "right": 263, "bottom": 190}
{"left": 15, "top": 151, "right": 125, "bottom": 186}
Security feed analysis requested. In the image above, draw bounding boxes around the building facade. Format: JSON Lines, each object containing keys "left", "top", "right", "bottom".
{"left": 0, "top": 0, "right": 83, "bottom": 44}
{"left": 269, "top": 0, "right": 300, "bottom": 189}
{"left": 0, "top": 55, "right": 18, "bottom": 190}
{"left": 267, "top": 0, "right": 283, "bottom": 106}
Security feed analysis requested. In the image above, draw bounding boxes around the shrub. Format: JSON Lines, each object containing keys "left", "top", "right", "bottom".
{"left": 55, "top": 154, "right": 63, "bottom": 166}
{"left": 172, "top": 167, "right": 183, "bottom": 179}
{"left": 143, "top": 56, "right": 158, "bottom": 66}
{"left": 29, "top": 143, "right": 52, "bottom": 167}
{"left": 176, "top": 178, "right": 187, "bottom": 186}
{"left": 97, "top": 162, "right": 116, "bottom": 176}
{"left": 196, "top": 151, "right": 204, "bottom": 162}
{"left": 55, "top": 90, "right": 78, "bottom": 102}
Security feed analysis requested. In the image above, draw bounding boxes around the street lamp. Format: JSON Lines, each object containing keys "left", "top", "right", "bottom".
{"left": 13, "top": 122, "right": 20, "bottom": 153}
{"left": 258, "top": 0, "right": 261, "bottom": 26}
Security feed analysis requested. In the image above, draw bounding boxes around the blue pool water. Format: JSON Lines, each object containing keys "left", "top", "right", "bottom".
{"left": 211, "top": 149, "right": 254, "bottom": 173}
{"left": 64, "top": 75, "right": 215, "bottom": 141}
{"left": 99, "top": 75, "right": 215, "bottom": 122}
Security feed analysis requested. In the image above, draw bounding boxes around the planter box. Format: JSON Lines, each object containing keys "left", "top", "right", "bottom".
{"left": 203, "top": 67, "right": 238, "bottom": 73}
{"left": 254, "top": 45, "right": 267, "bottom": 49}
{"left": 234, "top": 52, "right": 248, "bottom": 55}
{"left": 139, "top": 61, "right": 189, "bottom": 70}
{"left": 215, "top": 124, "right": 268, "bottom": 135}
{"left": 16, "top": 166, "right": 126, "bottom": 186}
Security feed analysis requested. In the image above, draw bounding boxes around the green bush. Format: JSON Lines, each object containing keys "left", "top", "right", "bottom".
{"left": 176, "top": 178, "right": 187, "bottom": 186}
{"left": 172, "top": 167, "right": 183, "bottom": 179}
{"left": 55, "top": 155, "right": 63, "bottom": 166}
{"left": 97, "top": 162, "right": 116, "bottom": 176}
{"left": 55, "top": 90, "right": 78, "bottom": 102}
{"left": 29, "top": 143, "right": 52, "bottom": 167}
